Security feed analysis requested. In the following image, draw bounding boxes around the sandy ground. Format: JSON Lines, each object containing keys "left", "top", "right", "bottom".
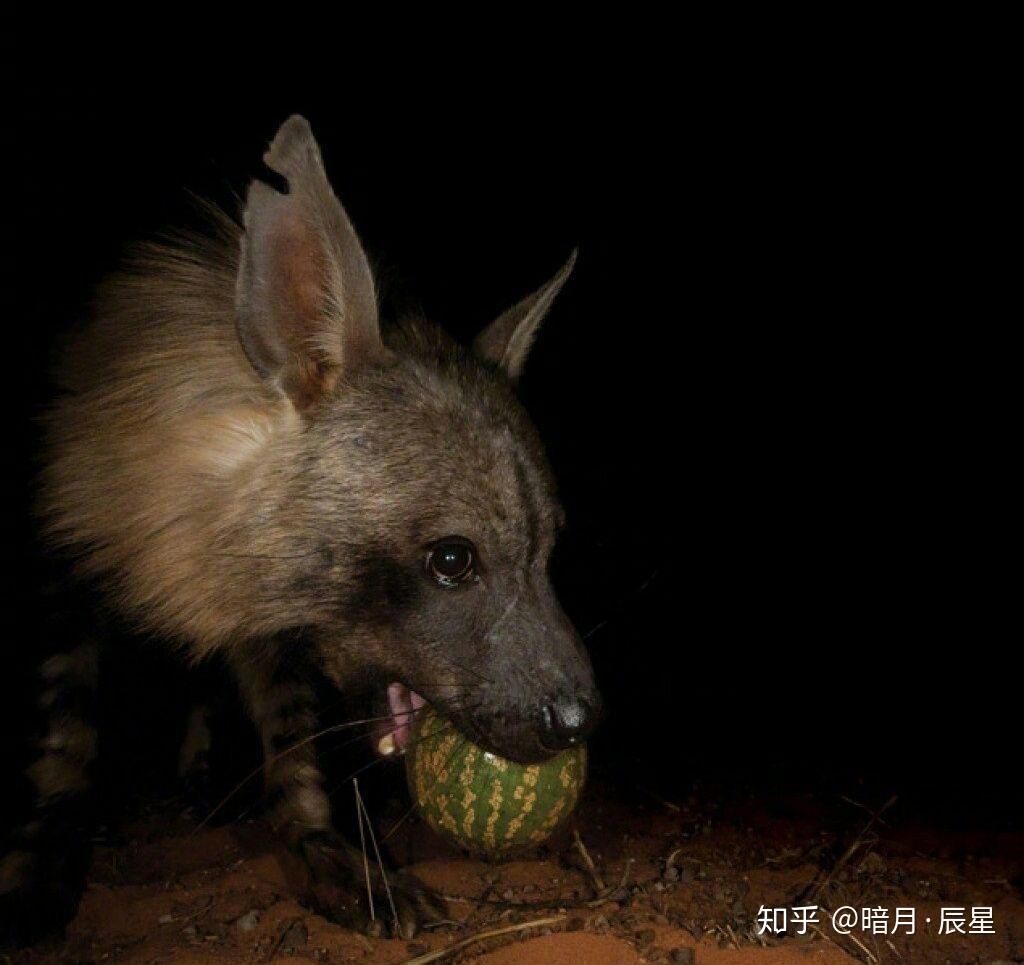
{"left": 7, "top": 783, "right": 1024, "bottom": 964}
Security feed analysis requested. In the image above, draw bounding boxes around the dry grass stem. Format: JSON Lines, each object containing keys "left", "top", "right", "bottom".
{"left": 401, "top": 914, "right": 566, "bottom": 965}
{"left": 572, "top": 828, "right": 607, "bottom": 893}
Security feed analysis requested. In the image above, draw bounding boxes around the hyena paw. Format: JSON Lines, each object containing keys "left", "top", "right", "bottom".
{"left": 299, "top": 832, "right": 445, "bottom": 938}
{"left": 379, "top": 868, "right": 448, "bottom": 940}
{"left": 0, "top": 848, "right": 87, "bottom": 948}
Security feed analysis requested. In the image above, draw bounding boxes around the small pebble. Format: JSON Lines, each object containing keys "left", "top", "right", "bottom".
{"left": 636, "top": 928, "right": 656, "bottom": 948}
{"left": 282, "top": 919, "right": 308, "bottom": 950}
{"left": 236, "top": 910, "right": 260, "bottom": 933}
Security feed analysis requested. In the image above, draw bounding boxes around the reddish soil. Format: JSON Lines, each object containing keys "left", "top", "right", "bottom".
{"left": 8, "top": 784, "right": 1024, "bottom": 964}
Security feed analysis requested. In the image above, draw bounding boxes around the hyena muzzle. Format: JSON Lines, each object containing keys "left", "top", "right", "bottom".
{"left": 1, "top": 115, "right": 601, "bottom": 943}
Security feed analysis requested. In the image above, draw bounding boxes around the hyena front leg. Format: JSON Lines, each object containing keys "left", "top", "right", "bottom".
{"left": 229, "top": 645, "right": 440, "bottom": 938}
{"left": 0, "top": 637, "right": 99, "bottom": 947}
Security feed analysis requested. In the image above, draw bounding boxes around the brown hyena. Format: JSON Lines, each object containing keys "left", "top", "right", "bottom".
{"left": 1, "top": 115, "right": 600, "bottom": 943}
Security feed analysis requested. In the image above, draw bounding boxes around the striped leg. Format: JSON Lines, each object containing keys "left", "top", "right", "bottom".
{"left": 0, "top": 639, "right": 99, "bottom": 947}
{"left": 230, "top": 646, "right": 440, "bottom": 937}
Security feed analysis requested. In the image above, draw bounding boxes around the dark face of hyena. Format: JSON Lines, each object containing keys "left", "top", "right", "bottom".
{"left": 307, "top": 332, "right": 600, "bottom": 762}
{"left": 236, "top": 116, "right": 600, "bottom": 763}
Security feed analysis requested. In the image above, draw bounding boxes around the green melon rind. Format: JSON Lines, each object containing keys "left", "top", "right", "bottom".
{"left": 405, "top": 708, "right": 586, "bottom": 856}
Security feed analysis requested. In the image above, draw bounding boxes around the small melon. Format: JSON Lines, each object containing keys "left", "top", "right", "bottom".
{"left": 405, "top": 707, "right": 586, "bottom": 856}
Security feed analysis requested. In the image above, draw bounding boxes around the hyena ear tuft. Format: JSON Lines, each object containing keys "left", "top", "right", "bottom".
{"left": 473, "top": 250, "right": 577, "bottom": 382}
{"left": 236, "top": 114, "right": 390, "bottom": 412}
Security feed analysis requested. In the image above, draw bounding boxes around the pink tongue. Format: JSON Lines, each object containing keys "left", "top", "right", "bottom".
{"left": 387, "top": 682, "right": 426, "bottom": 751}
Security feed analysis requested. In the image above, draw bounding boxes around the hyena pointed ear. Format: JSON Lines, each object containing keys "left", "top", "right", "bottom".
{"left": 236, "top": 115, "right": 389, "bottom": 412}
{"left": 473, "top": 250, "right": 577, "bottom": 382}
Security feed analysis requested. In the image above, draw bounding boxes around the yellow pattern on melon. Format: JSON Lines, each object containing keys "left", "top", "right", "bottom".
{"left": 529, "top": 796, "right": 567, "bottom": 843}
{"left": 504, "top": 789, "right": 537, "bottom": 842}
{"left": 484, "top": 778, "right": 503, "bottom": 850}
{"left": 459, "top": 747, "right": 478, "bottom": 787}
{"left": 433, "top": 731, "right": 460, "bottom": 785}
{"left": 434, "top": 792, "right": 459, "bottom": 836}
{"left": 416, "top": 760, "right": 431, "bottom": 809}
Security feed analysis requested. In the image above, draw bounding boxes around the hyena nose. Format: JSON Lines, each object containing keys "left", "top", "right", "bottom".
{"left": 540, "top": 694, "right": 600, "bottom": 750}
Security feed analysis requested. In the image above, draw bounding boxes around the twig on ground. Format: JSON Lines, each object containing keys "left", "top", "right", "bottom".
{"left": 180, "top": 896, "right": 214, "bottom": 924}
{"left": 401, "top": 914, "right": 566, "bottom": 964}
{"left": 572, "top": 828, "right": 607, "bottom": 893}
{"left": 440, "top": 868, "right": 680, "bottom": 913}
{"left": 842, "top": 927, "right": 879, "bottom": 964}
{"left": 813, "top": 912, "right": 878, "bottom": 964}
{"left": 618, "top": 857, "right": 634, "bottom": 891}
{"left": 263, "top": 916, "right": 303, "bottom": 963}
{"left": 638, "top": 785, "right": 681, "bottom": 811}
{"left": 798, "top": 794, "right": 898, "bottom": 906}
{"left": 809, "top": 924, "right": 839, "bottom": 952}
{"left": 839, "top": 795, "right": 892, "bottom": 826}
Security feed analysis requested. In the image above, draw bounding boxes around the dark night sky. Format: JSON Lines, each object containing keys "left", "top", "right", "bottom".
{"left": 3, "top": 73, "right": 1009, "bottom": 826}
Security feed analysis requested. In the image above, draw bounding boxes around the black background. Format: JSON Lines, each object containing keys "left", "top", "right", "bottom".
{"left": 3, "top": 73, "right": 1012, "bottom": 832}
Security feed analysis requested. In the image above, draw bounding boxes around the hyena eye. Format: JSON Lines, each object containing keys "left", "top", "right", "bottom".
{"left": 426, "top": 538, "right": 476, "bottom": 587}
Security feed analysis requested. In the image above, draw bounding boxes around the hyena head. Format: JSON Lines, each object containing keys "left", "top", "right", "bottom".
{"left": 237, "top": 116, "right": 600, "bottom": 763}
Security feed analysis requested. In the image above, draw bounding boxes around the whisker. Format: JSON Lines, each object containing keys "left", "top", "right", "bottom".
{"left": 442, "top": 660, "right": 493, "bottom": 686}
{"left": 354, "top": 777, "right": 376, "bottom": 925}
{"left": 192, "top": 711, "right": 405, "bottom": 833}
{"left": 325, "top": 719, "right": 463, "bottom": 801}
{"left": 354, "top": 777, "right": 399, "bottom": 930}
{"left": 582, "top": 567, "right": 662, "bottom": 641}
{"left": 237, "top": 727, "right": 382, "bottom": 826}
